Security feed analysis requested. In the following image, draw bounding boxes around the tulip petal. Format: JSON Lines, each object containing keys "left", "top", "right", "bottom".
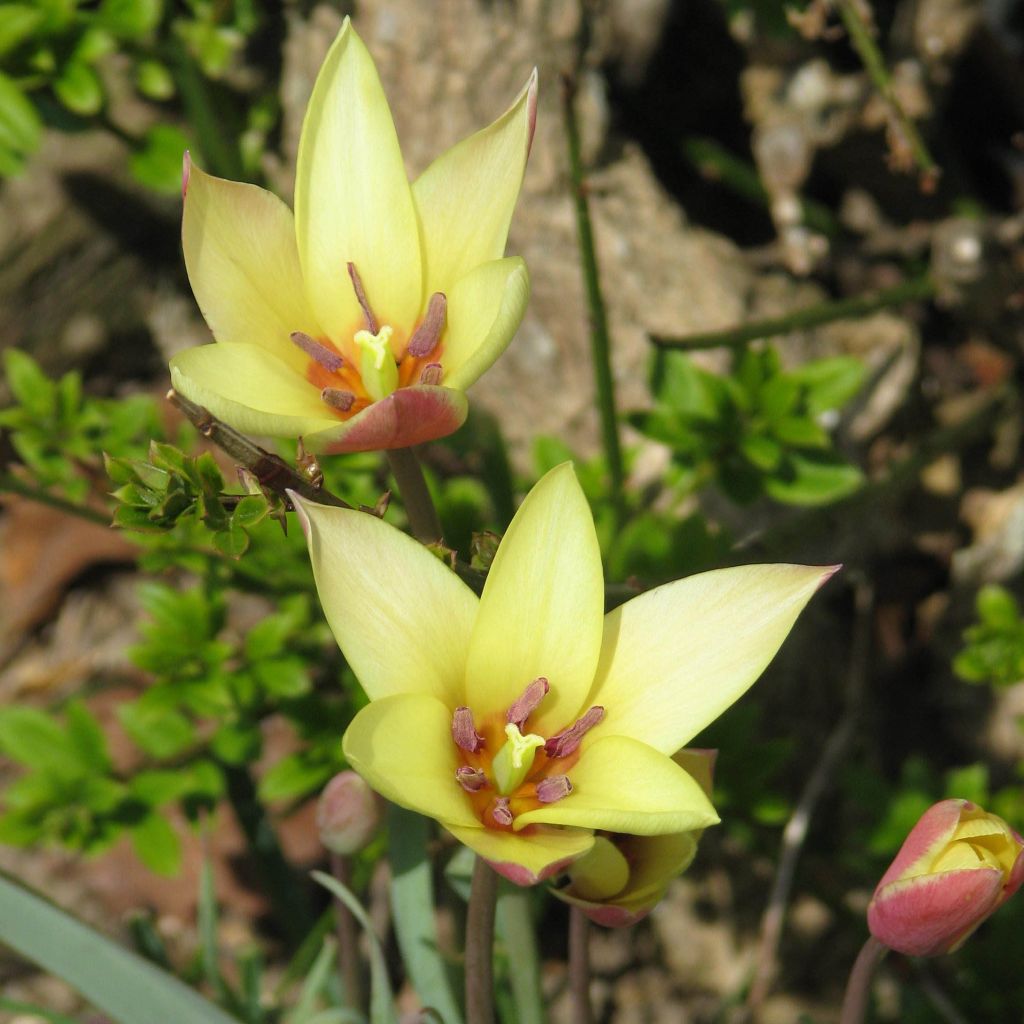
{"left": 514, "top": 736, "right": 719, "bottom": 835}
{"left": 464, "top": 463, "right": 604, "bottom": 734}
{"left": 875, "top": 799, "right": 968, "bottom": 890}
{"left": 342, "top": 694, "right": 480, "bottom": 829}
{"left": 442, "top": 258, "right": 530, "bottom": 391}
{"left": 587, "top": 564, "right": 838, "bottom": 755}
{"left": 413, "top": 71, "right": 537, "bottom": 295}
{"left": 170, "top": 343, "right": 345, "bottom": 438}
{"left": 315, "top": 385, "right": 468, "bottom": 454}
{"left": 445, "top": 823, "right": 594, "bottom": 886}
{"left": 295, "top": 19, "right": 422, "bottom": 344}
{"left": 868, "top": 868, "right": 1004, "bottom": 957}
{"left": 290, "top": 497, "right": 477, "bottom": 705}
{"left": 182, "top": 160, "right": 321, "bottom": 373}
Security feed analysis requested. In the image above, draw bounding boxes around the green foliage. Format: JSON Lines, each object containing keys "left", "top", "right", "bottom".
{"left": 1, "top": 348, "right": 160, "bottom": 500}
{"left": 954, "top": 584, "right": 1024, "bottom": 687}
{"left": 634, "top": 346, "right": 865, "bottom": 506}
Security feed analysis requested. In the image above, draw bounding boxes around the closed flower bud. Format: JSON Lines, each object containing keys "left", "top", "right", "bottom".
{"left": 867, "top": 798, "right": 1024, "bottom": 957}
{"left": 316, "top": 771, "right": 382, "bottom": 856}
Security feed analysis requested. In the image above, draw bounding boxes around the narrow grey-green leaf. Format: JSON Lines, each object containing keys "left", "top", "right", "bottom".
{"left": 495, "top": 884, "right": 545, "bottom": 1024}
{"left": 311, "top": 871, "right": 399, "bottom": 1024}
{"left": 388, "top": 807, "right": 463, "bottom": 1024}
{"left": 0, "top": 871, "right": 239, "bottom": 1024}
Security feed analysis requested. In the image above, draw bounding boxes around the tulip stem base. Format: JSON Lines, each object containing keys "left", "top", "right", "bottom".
{"left": 329, "top": 852, "right": 363, "bottom": 1012}
{"left": 465, "top": 857, "right": 499, "bottom": 1024}
{"left": 387, "top": 447, "right": 443, "bottom": 543}
{"left": 569, "top": 906, "right": 593, "bottom": 1024}
{"left": 839, "top": 936, "right": 888, "bottom": 1024}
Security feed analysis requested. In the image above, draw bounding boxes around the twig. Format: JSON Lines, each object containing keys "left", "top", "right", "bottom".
{"left": 166, "top": 389, "right": 351, "bottom": 510}
{"left": 652, "top": 276, "right": 935, "bottom": 351}
{"left": 915, "top": 964, "right": 971, "bottom": 1024}
{"left": 387, "top": 448, "right": 443, "bottom": 543}
{"left": 835, "top": 0, "right": 939, "bottom": 190}
{"left": 839, "top": 936, "right": 889, "bottom": 1024}
{"left": 561, "top": 74, "right": 626, "bottom": 524}
{"left": 0, "top": 472, "right": 111, "bottom": 526}
{"left": 568, "top": 906, "right": 593, "bottom": 1024}
{"left": 746, "top": 578, "right": 874, "bottom": 1014}
{"left": 465, "top": 857, "right": 499, "bottom": 1024}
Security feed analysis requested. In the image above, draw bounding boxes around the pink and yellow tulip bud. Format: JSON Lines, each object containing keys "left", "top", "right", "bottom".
{"left": 316, "top": 770, "right": 383, "bottom": 856}
{"left": 867, "top": 798, "right": 1024, "bottom": 957}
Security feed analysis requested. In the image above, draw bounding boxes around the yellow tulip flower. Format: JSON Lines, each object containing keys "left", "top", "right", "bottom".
{"left": 171, "top": 18, "right": 535, "bottom": 452}
{"left": 292, "top": 464, "right": 837, "bottom": 883}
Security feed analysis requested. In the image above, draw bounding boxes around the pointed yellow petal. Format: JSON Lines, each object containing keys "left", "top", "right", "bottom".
{"left": 445, "top": 823, "right": 594, "bottom": 886}
{"left": 587, "top": 564, "right": 838, "bottom": 754}
{"left": 290, "top": 496, "right": 477, "bottom": 704}
{"left": 295, "top": 19, "right": 421, "bottom": 341}
{"left": 413, "top": 71, "right": 537, "bottom": 295}
{"left": 342, "top": 694, "right": 480, "bottom": 829}
{"left": 182, "top": 159, "right": 320, "bottom": 373}
{"left": 441, "top": 258, "right": 530, "bottom": 391}
{"left": 514, "top": 736, "right": 719, "bottom": 835}
{"left": 464, "top": 463, "right": 604, "bottom": 735}
{"left": 170, "top": 343, "right": 343, "bottom": 438}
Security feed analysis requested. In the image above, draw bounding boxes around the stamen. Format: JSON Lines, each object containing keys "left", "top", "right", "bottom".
{"left": 545, "top": 706, "right": 605, "bottom": 758}
{"left": 347, "top": 262, "right": 379, "bottom": 334}
{"left": 490, "top": 797, "right": 513, "bottom": 827}
{"left": 536, "top": 775, "right": 573, "bottom": 804}
{"left": 452, "top": 707, "right": 485, "bottom": 753}
{"left": 456, "top": 766, "right": 488, "bottom": 792}
{"left": 506, "top": 677, "right": 550, "bottom": 729}
{"left": 419, "top": 362, "right": 443, "bottom": 386}
{"left": 406, "top": 292, "right": 447, "bottom": 358}
{"left": 291, "top": 331, "right": 344, "bottom": 372}
{"left": 321, "top": 387, "right": 355, "bottom": 411}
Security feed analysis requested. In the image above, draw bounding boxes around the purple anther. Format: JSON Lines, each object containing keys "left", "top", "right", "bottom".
{"left": 536, "top": 775, "right": 573, "bottom": 804}
{"left": 452, "top": 706, "right": 485, "bottom": 753}
{"left": 490, "top": 797, "right": 513, "bottom": 827}
{"left": 456, "top": 766, "right": 488, "bottom": 792}
{"left": 544, "top": 706, "right": 605, "bottom": 758}
{"left": 291, "top": 331, "right": 344, "bottom": 372}
{"left": 506, "top": 677, "right": 550, "bottom": 729}
{"left": 406, "top": 292, "right": 447, "bottom": 358}
{"left": 419, "top": 362, "right": 443, "bottom": 386}
{"left": 321, "top": 387, "right": 355, "bottom": 411}
{"left": 346, "top": 262, "right": 378, "bottom": 334}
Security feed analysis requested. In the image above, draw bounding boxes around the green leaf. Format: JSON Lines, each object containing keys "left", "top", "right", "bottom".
{"left": 135, "top": 58, "right": 175, "bottom": 100}
{"left": 495, "top": 885, "right": 544, "bottom": 1024}
{"left": 210, "top": 722, "right": 261, "bottom": 764}
{"left": 0, "top": 72, "right": 41, "bottom": 159}
{"left": 791, "top": 356, "right": 866, "bottom": 415}
{"left": 258, "top": 753, "right": 331, "bottom": 803}
{"left": 0, "top": 997, "right": 80, "bottom": 1024}
{"left": 312, "top": 871, "right": 399, "bottom": 1024}
{"left": 771, "top": 415, "right": 830, "bottom": 448}
{"left": 98, "top": 0, "right": 163, "bottom": 37}
{"left": 739, "top": 433, "right": 783, "bottom": 471}
{"left": 129, "top": 769, "right": 192, "bottom": 806}
{"left": 129, "top": 124, "right": 190, "bottom": 194}
{"left": 65, "top": 702, "right": 111, "bottom": 773}
{"left": 0, "top": 708, "right": 82, "bottom": 776}
{"left": 977, "top": 585, "right": 1020, "bottom": 628}
{"left": 118, "top": 702, "right": 195, "bottom": 759}
{"left": 54, "top": 61, "right": 104, "bottom": 116}
{"left": 255, "top": 656, "right": 311, "bottom": 699}
{"left": 0, "top": 871, "right": 240, "bottom": 1023}
{"left": 129, "top": 813, "right": 182, "bottom": 875}
{"left": 765, "top": 451, "right": 864, "bottom": 506}
{"left": 3, "top": 348, "right": 53, "bottom": 416}
{"left": 0, "top": 5, "right": 44, "bottom": 57}
{"left": 388, "top": 807, "right": 463, "bottom": 1024}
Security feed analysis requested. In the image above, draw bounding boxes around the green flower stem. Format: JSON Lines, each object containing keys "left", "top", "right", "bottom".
{"left": 568, "top": 906, "right": 593, "bottom": 1024}
{"left": 652, "top": 276, "right": 936, "bottom": 351}
{"left": 465, "top": 857, "right": 499, "bottom": 1024}
{"left": 495, "top": 885, "right": 544, "bottom": 1024}
{"left": 562, "top": 75, "right": 625, "bottom": 523}
{"left": 222, "top": 764, "right": 313, "bottom": 951}
{"left": 836, "top": 0, "right": 939, "bottom": 188}
{"left": 329, "top": 852, "right": 364, "bottom": 1012}
{"left": 839, "top": 935, "right": 889, "bottom": 1024}
{"left": 386, "top": 448, "right": 443, "bottom": 543}
{"left": 0, "top": 473, "right": 110, "bottom": 526}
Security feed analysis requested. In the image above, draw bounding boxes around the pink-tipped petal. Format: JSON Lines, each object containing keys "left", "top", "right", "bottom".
{"left": 868, "top": 867, "right": 1004, "bottom": 956}
{"left": 314, "top": 386, "right": 468, "bottom": 454}
{"left": 876, "top": 799, "right": 972, "bottom": 890}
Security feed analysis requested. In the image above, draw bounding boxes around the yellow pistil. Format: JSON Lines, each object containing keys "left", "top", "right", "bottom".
{"left": 491, "top": 723, "right": 544, "bottom": 796}
{"left": 355, "top": 325, "right": 397, "bottom": 401}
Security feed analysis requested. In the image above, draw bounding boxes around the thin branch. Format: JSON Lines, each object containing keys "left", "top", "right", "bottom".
{"left": 465, "top": 857, "right": 499, "bottom": 1024}
{"left": 568, "top": 906, "right": 593, "bottom": 1024}
{"left": 0, "top": 472, "right": 111, "bottom": 526}
{"left": 652, "top": 276, "right": 935, "bottom": 351}
{"left": 746, "top": 578, "right": 874, "bottom": 1014}
{"left": 387, "top": 448, "right": 443, "bottom": 543}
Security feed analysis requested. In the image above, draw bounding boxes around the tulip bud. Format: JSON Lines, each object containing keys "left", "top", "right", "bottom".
{"left": 316, "top": 771, "right": 382, "bottom": 856}
{"left": 867, "top": 798, "right": 1024, "bottom": 957}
